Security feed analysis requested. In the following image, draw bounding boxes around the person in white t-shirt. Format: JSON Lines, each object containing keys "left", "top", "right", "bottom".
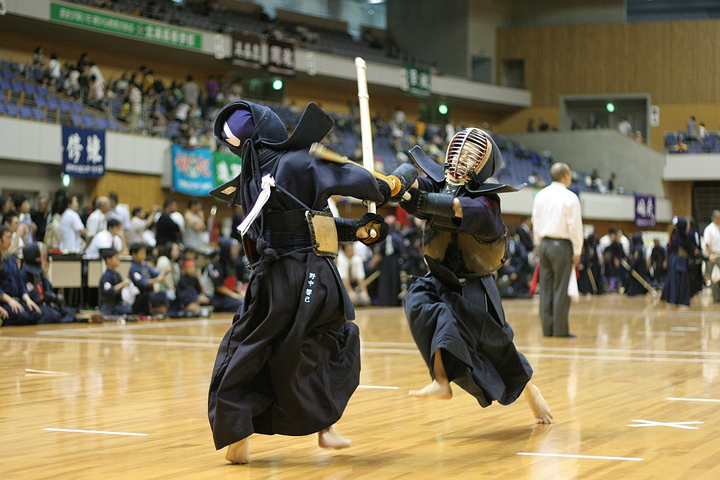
{"left": 59, "top": 195, "right": 86, "bottom": 253}
{"left": 85, "top": 219, "right": 124, "bottom": 260}
{"left": 86, "top": 196, "right": 110, "bottom": 244}
{"left": 183, "top": 199, "right": 206, "bottom": 252}
{"left": 336, "top": 242, "right": 370, "bottom": 306}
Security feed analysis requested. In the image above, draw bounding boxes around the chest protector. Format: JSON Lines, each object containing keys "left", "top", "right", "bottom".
{"left": 423, "top": 181, "right": 507, "bottom": 283}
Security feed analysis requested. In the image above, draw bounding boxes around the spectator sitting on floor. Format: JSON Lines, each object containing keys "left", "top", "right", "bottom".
{"left": 206, "top": 237, "right": 244, "bottom": 313}
{"left": 169, "top": 260, "right": 210, "bottom": 318}
{"left": 128, "top": 243, "right": 168, "bottom": 316}
{"left": 0, "top": 226, "right": 42, "bottom": 326}
{"left": 99, "top": 247, "right": 133, "bottom": 316}
{"left": 20, "top": 243, "right": 76, "bottom": 323}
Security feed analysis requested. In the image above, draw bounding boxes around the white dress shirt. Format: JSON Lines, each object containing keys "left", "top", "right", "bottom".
{"left": 86, "top": 209, "right": 107, "bottom": 239}
{"left": 703, "top": 222, "right": 720, "bottom": 255}
{"left": 531, "top": 181, "right": 584, "bottom": 256}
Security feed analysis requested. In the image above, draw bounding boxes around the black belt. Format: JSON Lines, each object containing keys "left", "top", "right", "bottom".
{"left": 542, "top": 237, "right": 571, "bottom": 242}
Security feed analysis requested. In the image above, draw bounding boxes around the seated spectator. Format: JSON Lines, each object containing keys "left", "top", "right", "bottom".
{"left": 128, "top": 205, "right": 159, "bottom": 246}
{"left": 14, "top": 196, "right": 36, "bottom": 245}
{"left": 617, "top": 117, "right": 632, "bottom": 136}
{"left": 20, "top": 243, "right": 76, "bottom": 323}
{"left": 337, "top": 243, "right": 370, "bottom": 306}
{"left": 85, "top": 218, "right": 124, "bottom": 259}
{"left": 86, "top": 196, "right": 110, "bottom": 244}
{"left": 698, "top": 122, "right": 708, "bottom": 144}
{"left": 183, "top": 199, "right": 206, "bottom": 252}
{"left": 99, "top": 248, "right": 133, "bottom": 316}
{"left": 170, "top": 260, "right": 210, "bottom": 318}
{"left": 128, "top": 243, "right": 168, "bottom": 316}
{"left": 106, "top": 192, "right": 131, "bottom": 242}
{"left": 156, "top": 242, "right": 182, "bottom": 303}
{"left": 0, "top": 226, "right": 42, "bottom": 326}
{"left": 156, "top": 199, "right": 182, "bottom": 246}
{"left": 3, "top": 211, "right": 28, "bottom": 255}
{"left": 206, "top": 237, "right": 243, "bottom": 313}
{"left": 31, "top": 195, "right": 50, "bottom": 243}
{"left": 673, "top": 135, "right": 688, "bottom": 153}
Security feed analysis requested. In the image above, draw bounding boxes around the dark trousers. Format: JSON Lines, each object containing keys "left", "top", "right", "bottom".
{"left": 539, "top": 238, "right": 573, "bottom": 336}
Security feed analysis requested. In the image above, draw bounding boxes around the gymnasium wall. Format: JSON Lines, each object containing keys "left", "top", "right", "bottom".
{"left": 496, "top": 20, "right": 720, "bottom": 149}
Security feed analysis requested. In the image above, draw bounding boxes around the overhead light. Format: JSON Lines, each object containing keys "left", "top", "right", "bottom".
{"left": 438, "top": 104, "right": 448, "bottom": 115}
{"left": 606, "top": 102, "right": 615, "bottom": 113}
{"left": 272, "top": 79, "right": 283, "bottom": 90}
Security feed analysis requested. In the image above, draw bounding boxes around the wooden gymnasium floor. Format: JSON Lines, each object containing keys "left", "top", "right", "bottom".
{"left": 3, "top": 293, "right": 720, "bottom": 479}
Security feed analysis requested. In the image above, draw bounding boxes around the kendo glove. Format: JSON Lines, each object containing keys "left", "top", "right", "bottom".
{"left": 388, "top": 163, "right": 418, "bottom": 201}
{"left": 399, "top": 188, "right": 422, "bottom": 215}
{"left": 355, "top": 213, "right": 389, "bottom": 245}
{"left": 400, "top": 189, "right": 456, "bottom": 218}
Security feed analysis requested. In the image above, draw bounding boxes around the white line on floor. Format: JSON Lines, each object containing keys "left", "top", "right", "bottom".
{"left": 636, "top": 331, "right": 686, "bottom": 336}
{"left": 667, "top": 397, "right": 720, "bottom": 402}
{"left": 628, "top": 419, "right": 702, "bottom": 429}
{"left": 43, "top": 428, "right": 148, "bottom": 436}
{"left": 517, "top": 452, "right": 643, "bottom": 462}
{"left": 357, "top": 385, "right": 399, "bottom": 390}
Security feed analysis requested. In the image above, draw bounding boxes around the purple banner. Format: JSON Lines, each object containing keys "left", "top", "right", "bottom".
{"left": 634, "top": 194, "right": 656, "bottom": 227}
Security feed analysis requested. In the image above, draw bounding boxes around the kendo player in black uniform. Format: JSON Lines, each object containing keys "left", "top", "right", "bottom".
{"left": 207, "top": 101, "right": 391, "bottom": 464}
{"left": 397, "top": 128, "right": 553, "bottom": 424}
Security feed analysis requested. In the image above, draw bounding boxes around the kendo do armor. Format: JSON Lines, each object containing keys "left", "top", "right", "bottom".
{"left": 407, "top": 128, "right": 523, "bottom": 284}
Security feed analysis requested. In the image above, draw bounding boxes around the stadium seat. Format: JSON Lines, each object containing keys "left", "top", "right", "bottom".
{"left": 18, "top": 105, "right": 33, "bottom": 119}
{"left": 70, "top": 113, "right": 84, "bottom": 127}
{"left": 95, "top": 117, "right": 109, "bottom": 130}
{"left": 5, "top": 103, "right": 18, "bottom": 117}
{"left": 59, "top": 99, "right": 73, "bottom": 113}
{"left": 22, "top": 83, "right": 38, "bottom": 96}
{"left": 83, "top": 114, "right": 96, "bottom": 129}
{"left": 33, "top": 106, "right": 47, "bottom": 122}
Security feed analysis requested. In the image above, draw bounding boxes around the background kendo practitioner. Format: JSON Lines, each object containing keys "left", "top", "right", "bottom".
{"left": 207, "top": 101, "right": 391, "bottom": 464}
{"left": 396, "top": 128, "right": 553, "bottom": 425}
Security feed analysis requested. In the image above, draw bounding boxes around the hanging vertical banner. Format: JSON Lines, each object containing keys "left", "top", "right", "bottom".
{"left": 267, "top": 38, "right": 295, "bottom": 76}
{"left": 213, "top": 150, "right": 242, "bottom": 188}
{"left": 634, "top": 194, "right": 656, "bottom": 227}
{"left": 402, "top": 65, "right": 431, "bottom": 97}
{"left": 62, "top": 126, "right": 105, "bottom": 177}
{"left": 231, "top": 32, "right": 262, "bottom": 69}
{"left": 171, "top": 145, "right": 215, "bottom": 196}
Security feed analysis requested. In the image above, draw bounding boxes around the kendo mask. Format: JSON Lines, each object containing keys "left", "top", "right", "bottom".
{"left": 444, "top": 128, "right": 499, "bottom": 193}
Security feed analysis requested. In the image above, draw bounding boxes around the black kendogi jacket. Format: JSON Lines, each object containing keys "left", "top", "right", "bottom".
{"left": 207, "top": 101, "right": 385, "bottom": 449}
{"left": 401, "top": 175, "right": 533, "bottom": 408}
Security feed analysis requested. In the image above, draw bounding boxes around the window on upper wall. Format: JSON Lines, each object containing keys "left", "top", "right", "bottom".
{"left": 502, "top": 59, "right": 524, "bottom": 90}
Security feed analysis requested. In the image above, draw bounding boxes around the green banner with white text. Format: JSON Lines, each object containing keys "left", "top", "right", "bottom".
{"left": 213, "top": 151, "right": 242, "bottom": 188}
{"left": 50, "top": 2, "right": 202, "bottom": 50}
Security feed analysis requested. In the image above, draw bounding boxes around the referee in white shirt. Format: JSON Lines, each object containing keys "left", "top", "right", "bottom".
{"left": 531, "top": 163, "right": 584, "bottom": 337}
{"left": 703, "top": 210, "right": 720, "bottom": 302}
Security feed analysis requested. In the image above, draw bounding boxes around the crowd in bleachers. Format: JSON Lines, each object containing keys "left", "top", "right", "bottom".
{"left": 65, "top": 0, "right": 431, "bottom": 69}
{"left": 665, "top": 115, "right": 720, "bottom": 153}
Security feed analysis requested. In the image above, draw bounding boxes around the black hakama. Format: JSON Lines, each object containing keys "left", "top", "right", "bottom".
{"left": 404, "top": 275, "right": 533, "bottom": 407}
{"left": 208, "top": 252, "right": 359, "bottom": 448}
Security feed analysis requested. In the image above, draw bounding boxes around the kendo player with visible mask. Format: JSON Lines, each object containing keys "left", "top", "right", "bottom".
{"left": 397, "top": 128, "right": 553, "bottom": 425}
{"left": 207, "top": 101, "right": 393, "bottom": 464}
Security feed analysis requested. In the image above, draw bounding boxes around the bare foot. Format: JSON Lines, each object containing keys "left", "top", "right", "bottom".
{"left": 225, "top": 437, "right": 249, "bottom": 464}
{"left": 409, "top": 379, "right": 453, "bottom": 399}
{"left": 318, "top": 426, "right": 352, "bottom": 449}
{"left": 525, "top": 383, "right": 553, "bottom": 424}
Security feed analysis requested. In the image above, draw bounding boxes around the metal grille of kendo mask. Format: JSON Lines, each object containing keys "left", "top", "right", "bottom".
{"left": 444, "top": 128, "right": 492, "bottom": 184}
